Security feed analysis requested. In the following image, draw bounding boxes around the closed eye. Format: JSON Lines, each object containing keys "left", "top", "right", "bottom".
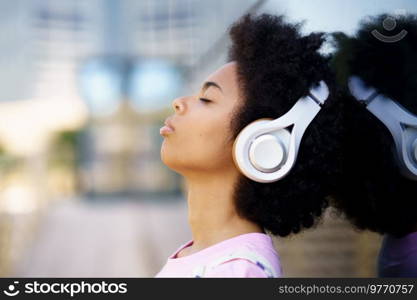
{"left": 199, "top": 97, "right": 212, "bottom": 103}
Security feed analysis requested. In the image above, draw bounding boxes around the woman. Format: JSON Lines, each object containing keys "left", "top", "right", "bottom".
{"left": 330, "top": 14, "right": 417, "bottom": 277}
{"left": 155, "top": 13, "right": 342, "bottom": 277}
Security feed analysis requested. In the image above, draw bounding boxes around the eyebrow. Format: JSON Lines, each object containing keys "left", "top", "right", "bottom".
{"left": 202, "top": 81, "right": 223, "bottom": 93}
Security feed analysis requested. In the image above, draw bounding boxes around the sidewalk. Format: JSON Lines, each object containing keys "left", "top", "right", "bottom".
{"left": 12, "top": 196, "right": 190, "bottom": 277}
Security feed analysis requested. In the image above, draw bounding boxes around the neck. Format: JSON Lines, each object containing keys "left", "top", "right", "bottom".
{"left": 185, "top": 168, "right": 264, "bottom": 251}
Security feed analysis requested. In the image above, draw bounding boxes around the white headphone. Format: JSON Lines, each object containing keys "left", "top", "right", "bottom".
{"left": 348, "top": 76, "right": 417, "bottom": 180}
{"left": 232, "top": 81, "right": 329, "bottom": 183}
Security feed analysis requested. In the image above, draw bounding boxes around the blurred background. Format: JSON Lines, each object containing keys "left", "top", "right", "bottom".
{"left": 0, "top": 0, "right": 416, "bottom": 277}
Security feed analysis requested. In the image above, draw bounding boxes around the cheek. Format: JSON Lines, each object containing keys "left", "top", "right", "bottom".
{"left": 161, "top": 116, "right": 233, "bottom": 169}
{"left": 185, "top": 120, "right": 229, "bottom": 161}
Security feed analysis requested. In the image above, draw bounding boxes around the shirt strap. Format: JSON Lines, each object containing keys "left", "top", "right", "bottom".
{"left": 192, "top": 248, "right": 279, "bottom": 278}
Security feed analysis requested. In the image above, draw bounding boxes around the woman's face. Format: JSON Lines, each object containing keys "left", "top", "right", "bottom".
{"left": 160, "top": 61, "right": 241, "bottom": 176}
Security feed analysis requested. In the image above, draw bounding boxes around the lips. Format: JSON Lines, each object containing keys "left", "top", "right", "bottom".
{"left": 160, "top": 117, "right": 175, "bottom": 136}
{"left": 164, "top": 118, "right": 175, "bottom": 130}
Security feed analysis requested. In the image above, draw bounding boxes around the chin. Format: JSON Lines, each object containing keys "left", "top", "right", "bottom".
{"left": 160, "top": 143, "right": 170, "bottom": 166}
{"left": 160, "top": 144, "right": 179, "bottom": 170}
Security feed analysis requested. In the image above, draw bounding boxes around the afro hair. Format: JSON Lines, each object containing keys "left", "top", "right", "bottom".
{"left": 226, "top": 13, "right": 344, "bottom": 237}
{"left": 330, "top": 13, "right": 417, "bottom": 238}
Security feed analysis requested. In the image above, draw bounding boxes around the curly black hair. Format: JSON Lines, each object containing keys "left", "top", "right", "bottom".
{"left": 330, "top": 13, "right": 417, "bottom": 238}
{"left": 226, "top": 14, "right": 344, "bottom": 237}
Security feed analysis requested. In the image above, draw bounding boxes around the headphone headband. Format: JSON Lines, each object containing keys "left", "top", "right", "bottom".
{"left": 233, "top": 81, "right": 329, "bottom": 183}
{"left": 348, "top": 76, "right": 417, "bottom": 180}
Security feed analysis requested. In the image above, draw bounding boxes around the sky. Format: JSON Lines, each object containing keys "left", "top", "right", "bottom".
{"left": 263, "top": 0, "right": 417, "bottom": 35}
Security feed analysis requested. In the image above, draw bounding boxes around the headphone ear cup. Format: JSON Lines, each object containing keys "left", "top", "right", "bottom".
{"left": 232, "top": 118, "right": 273, "bottom": 175}
{"left": 249, "top": 129, "right": 291, "bottom": 172}
{"left": 232, "top": 118, "right": 292, "bottom": 175}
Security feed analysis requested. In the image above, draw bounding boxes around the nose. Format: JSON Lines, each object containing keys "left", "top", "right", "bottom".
{"left": 172, "top": 96, "right": 187, "bottom": 114}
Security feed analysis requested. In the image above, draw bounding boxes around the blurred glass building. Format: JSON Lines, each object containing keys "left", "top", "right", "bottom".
{"left": 0, "top": 0, "right": 259, "bottom": 275}
{"left": 0, "top": 0, "right": 257, "bottom": 199}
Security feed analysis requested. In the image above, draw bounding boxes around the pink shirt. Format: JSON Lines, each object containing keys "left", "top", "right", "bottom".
{"left": 155, "top": 232, "right": 283, "bottom": 278}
